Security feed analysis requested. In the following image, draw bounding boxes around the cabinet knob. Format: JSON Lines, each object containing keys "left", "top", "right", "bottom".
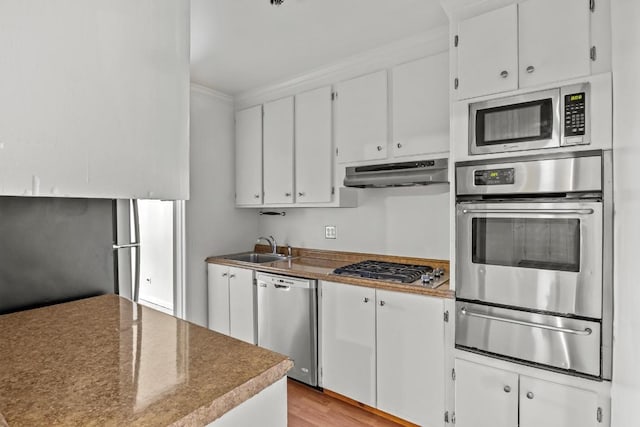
{"left": 377, "top": 145, "right": 383, "bottom": 151}
{"left": 229, "top": 274, "right": 236, "bottom": 279}
{"left": 503, "top": 385, "right": 511, "bottom": 393}
{"left": 526, "top": 65, "right": 535, "bottom": 74}
{"left": 363, "top": 297, "right": 370, "bottom": 303}
{"left": 298, "top": 192, "right": 305, "bottom": 197}
{"left": 254, "top": 194, "right": 260, "bottom": 199}
{"left": 285, "top": 192, "right": 291, "bottom": 197}
{"left": 500, "top": 70, "right": 509, "bottom": 78}
{"left": 379, "top": 300, "right": 386, "bottom": 306}
{"left": 526, "top": 391, "right": 534, "bottom": 399}
{"left": 396, "top": 143, "right": 402, "bottom": 149}
{"left": 221, "top": 273, "right": 228, "bottom": 277}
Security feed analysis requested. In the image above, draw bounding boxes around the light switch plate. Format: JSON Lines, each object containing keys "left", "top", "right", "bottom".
{"left": 325, "top": 225, "right": 337, "bottom": 239}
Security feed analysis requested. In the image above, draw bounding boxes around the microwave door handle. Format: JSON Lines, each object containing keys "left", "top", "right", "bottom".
{"left": 460, "top": 307, "right": 593, "bottom": 336}
{"left": 461, "top": 208, "right": 594, "bottom": 215}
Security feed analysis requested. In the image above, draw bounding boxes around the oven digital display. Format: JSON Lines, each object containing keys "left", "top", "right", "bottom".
{"left": 474, "top": 168, "right": 515, "bottom": 186}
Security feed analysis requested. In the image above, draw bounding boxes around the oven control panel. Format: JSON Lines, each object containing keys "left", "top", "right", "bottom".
{"left": 474, "top": 168, "right": 515, "bottom": 186}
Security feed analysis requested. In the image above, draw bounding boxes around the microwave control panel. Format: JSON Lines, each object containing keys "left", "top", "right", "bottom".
{"left": 564, "top": 92, "right": 586, "bottom": 142}
{"left": 474, "top": 168, "right": 515, "bottom": 186}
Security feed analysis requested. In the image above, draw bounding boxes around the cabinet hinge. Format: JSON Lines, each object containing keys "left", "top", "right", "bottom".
{"left": 331, "top": 186, "right": 335, "bottom": 195}
{"left": 331, "top": 91, "right": 338, "bottom": 101}
{"left": 451, "top": 368, "right": 456, "bottom": 381}
{"left": 452, "top": 412, "right": 456, "bottom": 424}
{"left": 454, "top": 35, "right": 459, "bottom": 47}
{"left": 590, "top": 46, "right": 597, "bottom": 61}
{"left": 444, "top": 310, "right": 449, "bottom": 322}
{"left": 335, "top": 147, "right": 339, "bottom": 157}
{"left": 454, "top": 78, "right": 459, "bottom": 90}
{"left": 590, "top": 0, "right": 595, "bottom": 12}
{"left": 597, "top": 407, "right": 603, "bottom": 423}
{"left": 444, "top": 411, "right": 449, "bottom": 423}
{"left": 253, "top": 278, "right": 257, "bottom": 285}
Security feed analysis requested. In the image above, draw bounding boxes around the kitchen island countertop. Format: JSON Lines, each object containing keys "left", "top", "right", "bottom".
{"left": 0, "top": 294, "right": 292, "bottom": 426}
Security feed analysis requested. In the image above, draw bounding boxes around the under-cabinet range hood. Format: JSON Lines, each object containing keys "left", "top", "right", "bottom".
{"left": 344, "top": 158, "right": 449, "bottom": 188}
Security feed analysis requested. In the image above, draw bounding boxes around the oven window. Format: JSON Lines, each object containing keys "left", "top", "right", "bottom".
{"left": 472, "top": 218, "right": 580, "bottom": 272}
{"left": 476, "top": 99, "right": 553, "bottom": 146}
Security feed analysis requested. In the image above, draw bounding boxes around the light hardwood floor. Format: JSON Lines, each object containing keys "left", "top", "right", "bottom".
{"left": 287, "top": 379, "right": 402, "bottom": 426}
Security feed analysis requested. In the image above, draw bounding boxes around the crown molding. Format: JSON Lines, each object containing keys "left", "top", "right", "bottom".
{"left": 190, "top": 82, "right": 234, "bottom": 104}
{"left": 235, "top": 26, "right": 449, "bottom": 110}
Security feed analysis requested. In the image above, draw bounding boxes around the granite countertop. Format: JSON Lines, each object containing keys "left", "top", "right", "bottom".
{"left": 0, "top": 295, "right": 292, "bottom": 426}
{"left": 206, "top": 247, "right": 454, "bottom": 299}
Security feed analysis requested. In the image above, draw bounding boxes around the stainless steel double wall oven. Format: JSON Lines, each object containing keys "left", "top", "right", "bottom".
{"left": 455, "top": 150, "right": 612, "bottom": 379}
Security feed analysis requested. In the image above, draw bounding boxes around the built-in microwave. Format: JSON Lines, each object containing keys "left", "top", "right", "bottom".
{"left": 469, "top": 83, "right": 590, "bottom": 155}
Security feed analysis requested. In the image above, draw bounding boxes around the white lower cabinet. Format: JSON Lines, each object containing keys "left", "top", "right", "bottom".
{"left": 320, "top": 281, "right": 445, "bottom": 425}
{"left": 207, "top": 264, "right": 255, "bottom": 344}
{"left": 455, "top": 359, "right": 600, "bottom": 427}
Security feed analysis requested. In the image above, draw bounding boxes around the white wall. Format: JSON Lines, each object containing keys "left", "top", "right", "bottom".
{"left": 185, "top": 86, "right": 258, "bottom": 327}
{"left": 258, "top": 185, "right": 450, "bottom": 260}
{"left": 611, "top": 1, "right": 640, "bottom": 425}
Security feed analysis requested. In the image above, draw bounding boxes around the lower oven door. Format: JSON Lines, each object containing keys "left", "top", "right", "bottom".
{"left": 456, "top": 201, "right": 603, "bottom": 318}
{"left": 455, "top": 301, "right": 601, "bottom": 377}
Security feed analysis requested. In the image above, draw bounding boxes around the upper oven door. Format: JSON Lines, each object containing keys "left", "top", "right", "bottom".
{"left": 470, "top": 88, "right": 560, "bottom": 155}
{"left": 456, "top": 201, "right": 603, "bottom": 318}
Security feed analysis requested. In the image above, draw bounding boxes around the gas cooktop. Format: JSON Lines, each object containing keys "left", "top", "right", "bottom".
{"left": 332, "top": 260, "right": 445, "bottom": 287}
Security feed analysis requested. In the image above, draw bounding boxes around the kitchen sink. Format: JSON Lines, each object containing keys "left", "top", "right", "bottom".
{"left": 222, "top": 252, "right": 291, "bottom": 264}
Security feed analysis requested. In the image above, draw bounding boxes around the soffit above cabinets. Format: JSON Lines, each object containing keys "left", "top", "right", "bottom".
{"left": 190, "top": 0, "right": 448, "bottom": 95}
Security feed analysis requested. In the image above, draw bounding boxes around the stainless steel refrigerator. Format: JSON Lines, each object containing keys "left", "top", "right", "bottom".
{"left": 0, "top": 197, "right": 141, "bottom": 314}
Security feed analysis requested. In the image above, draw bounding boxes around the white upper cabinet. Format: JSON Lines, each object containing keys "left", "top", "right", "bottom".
{"left": 0, "top": 0, "right": 189, "bottom": 200}
{"left": 456, "top": 0, "right": 594, "bottom": 99}
{"left": 456, "top": 5, "right": 518, "bottom": 100}
{"left": 235, "top": 106, "right": 263, "bottom": 206}
{"left": 263, "top": 97, "right": 294, "bottom": 204}
{"left": 335, "top": 70, "right": 388, "bottom": 163}
{"left": 392, "top": 52, "right": 450, "bottom": 158}
{"left": 519, "top": 376, "right": 598, "bottom": 427}
{"left": 295, "top": 86, "right": 333, "bottom": 204}
{"left": 519, "top": 0, "right": 591, "bottom": 88}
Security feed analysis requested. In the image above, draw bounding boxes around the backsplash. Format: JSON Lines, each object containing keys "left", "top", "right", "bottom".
{"left": 257, "top": 184, "right": 450, "bottom": 260}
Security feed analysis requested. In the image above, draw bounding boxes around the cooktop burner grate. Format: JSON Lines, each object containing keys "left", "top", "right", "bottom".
{"left": 333, "top": 260, "right": 433, "bottom": 283}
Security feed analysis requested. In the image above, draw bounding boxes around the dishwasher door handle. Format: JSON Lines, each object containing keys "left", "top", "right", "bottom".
{"left": 274, "top": 284, "right": 291, "bottom": 290}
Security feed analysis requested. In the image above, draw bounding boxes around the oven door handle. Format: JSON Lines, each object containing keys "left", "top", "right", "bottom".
{"left": 461, "top": 208, "right": 594, "bottom": 215}
{"left": 460, "top": 307, "right": 593, "bottom": 336}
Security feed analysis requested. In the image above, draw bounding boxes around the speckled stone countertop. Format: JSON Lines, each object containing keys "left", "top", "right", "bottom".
{"left": 0, "top": 295, "right": 292, "bottom": 426}
{"left": 206, "top": 246, "right": 453, "bottom": 299}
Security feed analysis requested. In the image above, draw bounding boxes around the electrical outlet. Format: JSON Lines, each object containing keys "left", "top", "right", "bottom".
{"left": 325, "top": 225, "right": 337, "bottom": 239}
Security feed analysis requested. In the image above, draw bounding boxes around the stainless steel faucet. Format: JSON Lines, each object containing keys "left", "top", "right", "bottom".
{"left": 257, "top": 235, "right": 277, "bottom": 254}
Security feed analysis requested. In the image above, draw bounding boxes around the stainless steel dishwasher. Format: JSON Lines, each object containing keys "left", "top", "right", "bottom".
{"left": 256, "top": 272, "right": 318, "bottom": 386}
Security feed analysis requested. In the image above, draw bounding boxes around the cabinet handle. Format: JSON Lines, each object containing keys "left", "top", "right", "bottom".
{"left": 363, "top": 297, "right": 370, "bottom": 303}
{"left": 298, "top": 192, "right": 305, "bottom": 197}
{"left": 526, "top": 65, "right": 535, "bottom": 74}
{"left": 500, "top": 70, "right": 509, "bottom": 78}
{"left": 285, "top": 192, "right": 291, "bottom": 197}
{"left": 526, "top": 391, "right": 534, "bottom": 399}
{"left": 221, "top": 273, "right": 228, "bottom": 277}
{"left": 229, "top": 274, "right": 236, "bottom": 279}
{"left": 379, "top": 300, "right": 386, "bottom": 306}
{"left": 396, "top": 143, "right": 402, "bottom": 149}
{"left": 254, "top": 194, "right": 260, "bottom": 199}
{"left": 504, "top": 385, "right": 511, "bottom": 393}
{"left": 377, "top": 145, "right": 383, "bottom": 151}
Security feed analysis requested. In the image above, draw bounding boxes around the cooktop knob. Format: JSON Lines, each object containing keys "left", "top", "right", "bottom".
{"left": 421, "top": 273, "right": 433, "bottom": 283}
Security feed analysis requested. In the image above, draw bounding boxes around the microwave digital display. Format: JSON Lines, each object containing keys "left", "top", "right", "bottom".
{"left": 474, "top": 168, "right": 515, "bottom": 186}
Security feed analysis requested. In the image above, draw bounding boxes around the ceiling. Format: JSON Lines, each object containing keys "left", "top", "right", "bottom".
{"left": 190, "top": 0, "right": 449, "bottom": 95}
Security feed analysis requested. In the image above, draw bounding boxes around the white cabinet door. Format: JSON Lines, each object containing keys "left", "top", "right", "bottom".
{"left": 519, "top": 0, "right": 591, "bottom": 88}
{"left": 335, "top": 70, "right": 388, "bottom": 163}
{"left": 320, "top": 281, "right": 376, "bottom": 406}
{"left": 235, "top": 106, "right": 263, "bottom": 206}
{"left": 263, "top": 97, "right": 294, "bottom": 204}
{"left": 456, "top": 5, "right": 518, "bottom": 99}
{"left": 455, "top": 359, "right": 519, "bottom": 427}
{"left": 207, "top": 264, "right": 230, "bottom": 335}
{"left": 295, "top": 86, "right": 333, "bottom": 203}
{"left": 520, "top": 376, "right": 598, "bottom": 427}
{"left": 228, "top": 267, "right": 256, "bottom": 345}
{"left": 0, "top": 0, "right": 189, "bottom": 200}
{"left": 376, "top": 290, "right": 445, "bottom": 426}
{"left": 392, "top": 53, "right": 450, "bottom": 158}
